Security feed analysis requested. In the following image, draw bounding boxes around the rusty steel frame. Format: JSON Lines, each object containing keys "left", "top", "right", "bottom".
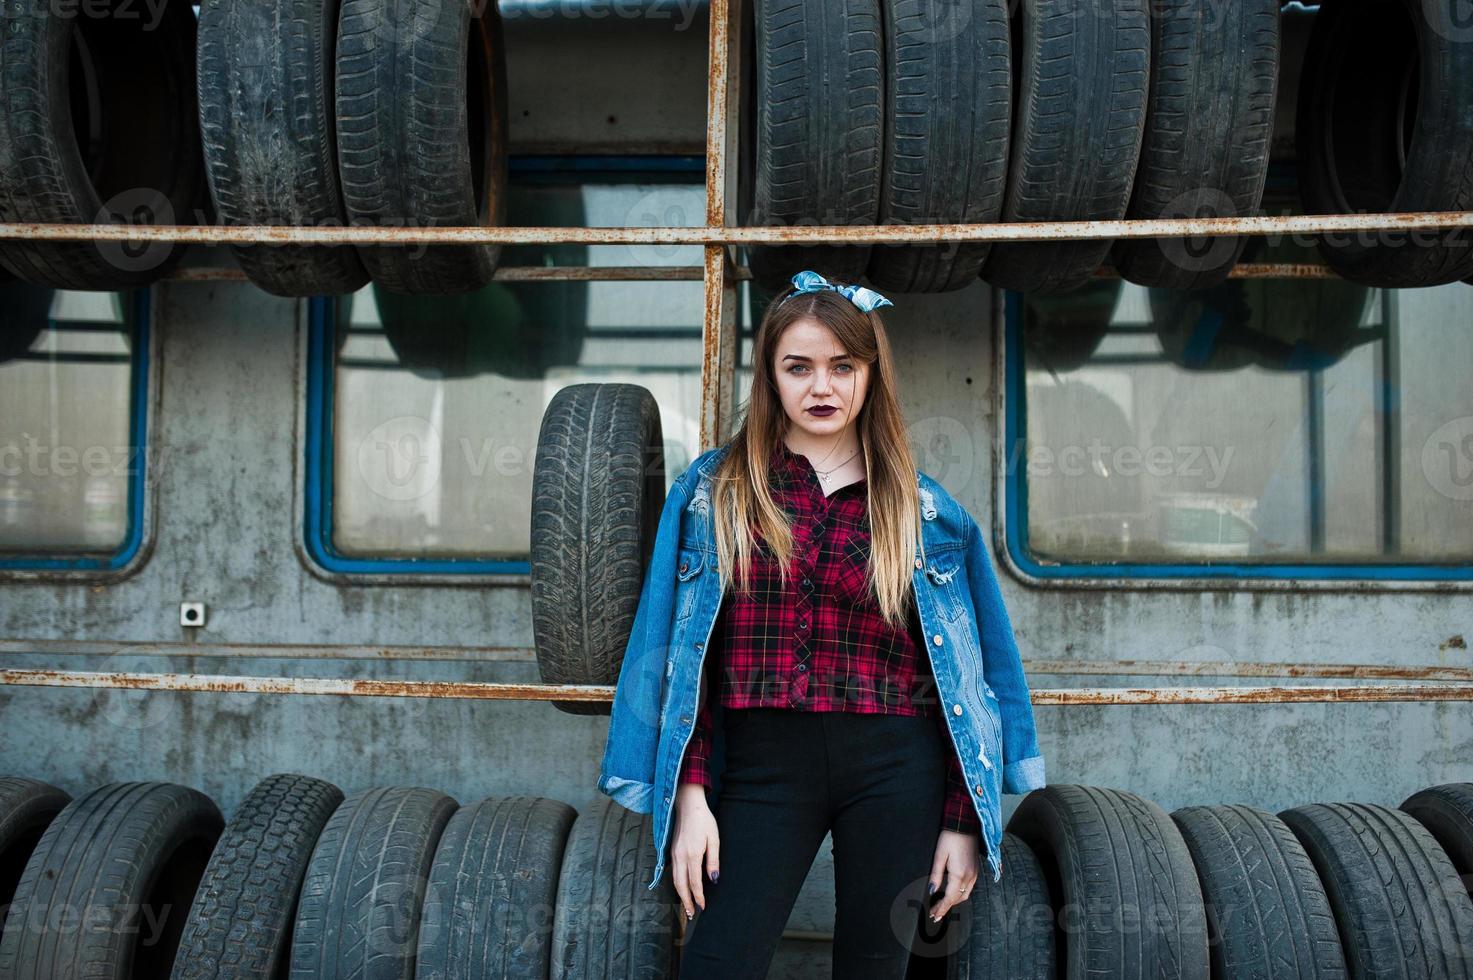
{"left": 6, "top": 639, "right": 1473, "bottom": 683}
{"left": 0, "top": 210, "right": 1469, "bottom": 249}
{"left": 3, "top": 0, "right": 1468, "bottom": 710}
{"left": 160, "top": 261, "right": 1348, "bottom": 283}
{"left": 2, "top": 668, "right": 1471, "bottom": 705}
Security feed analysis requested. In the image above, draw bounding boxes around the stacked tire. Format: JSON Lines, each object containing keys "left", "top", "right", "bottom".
{"left": 985, "top": 779, "right": 1473, "bottom": 979}
{"left": 0, "top": 0, "right": 509, "bottom": 295}
{"left": 199, "top": 0, "right": 510, "bottom": 297}
{"left": 0, "top": 2, "right": 206, "bottom": 290}
{"left": 0, "top": 771, "right": 682, "bottom": 979}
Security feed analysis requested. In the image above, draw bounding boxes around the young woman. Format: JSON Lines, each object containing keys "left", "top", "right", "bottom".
{"left": 592, "top": 269, "right": 1042, "bottom": 978}
{"left": 638, "top": 269, "right": 1046, "bottom": 978}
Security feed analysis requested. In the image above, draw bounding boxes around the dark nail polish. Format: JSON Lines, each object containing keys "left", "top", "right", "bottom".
{"left": 710, "top": 870, "right": 719, "bottom": 884}
{"left": 927, "top": 881, "right": 935, "bottom": 895}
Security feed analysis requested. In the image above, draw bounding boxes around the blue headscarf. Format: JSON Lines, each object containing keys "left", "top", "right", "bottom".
{"left": 785, "top": 270, "right": 894, "bottom": 313}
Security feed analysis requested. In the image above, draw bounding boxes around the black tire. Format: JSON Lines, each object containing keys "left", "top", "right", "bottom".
{"left": 1148, "top": 278, "right": 1375, "bottom": 375}
{"left": 1171, "top": 805, "right": 1346, "bottom": 980}
{"left": 1296, "top": 0, "right": 1473, "bottom": 287}
{"left": 0, "top": 781, "right": 224, "bottom": 980}
{"left": 944, "top": 833, "right": 1055, "bottom": 980}
{"left": 1006, "top": 784, "right": 1209, "bottom": 979}
{"left": 290, "top": 786, "right": 456, "bottom": 980}
{"left": 0, "top": 776, "right": 71, "bottom": 939}
{"left": 740, "top": 0, "right": 884, "bottom": 291}
{"left": 1279, "top": 802, "right": 1473, "bottom": 979}
{"left": 196, "top": 0, "right": 369, "bottom": 298}
{"left": 336, "top": 0, "right": 509, "bottom": 294}
{"left": 415, "top": 797, "right": 578, "bottom": 980}
{"left": 0, "top": 2, "right": 205, "bottom": 290}
{"left": 1109, "top": 0, "right": 1280, "bottom": 290}
{"left": 980, "top": 0, "right": 1150, "bottom": 294}
{"left": 865, "top": 0, "right": 1011, "bottom": 293}
{"left": 171, "top": 774, "right": 345, "bottom": 980}
{"left": 549, "top": 796, "right": 677, "bottom": 980}
{"left": 1402, "top": 783, "right": 1473, "bottom": 894}
{"left": 530, "top": 384, "right": 666, "bottom": 717}
{"left": 1021, "top": 279, "right": 1121, "bottom": 373}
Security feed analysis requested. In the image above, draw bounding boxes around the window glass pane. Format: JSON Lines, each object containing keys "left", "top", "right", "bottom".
{"left": 327, "top": 172, "right": 753, "bottom": 560}
{"left": 1018, "top": 200, "right": 1473, "bottom": 567}
{"left": 0, "top": 283, "right": 136, "bottom": 554}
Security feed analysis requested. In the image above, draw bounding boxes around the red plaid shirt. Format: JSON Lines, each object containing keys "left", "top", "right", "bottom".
{"left": 677, "top": 439, "right": 980, "bottom": 836}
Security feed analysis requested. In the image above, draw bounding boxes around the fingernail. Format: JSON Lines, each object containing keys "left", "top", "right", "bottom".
{"left": 686, "top": 909, "right": 693, "bottom": 920}
{"left": 710, "top": 870, "right": 719, "bottom": 883}
{"left": 927, "top": 882, "right": 935, "bottom": 895}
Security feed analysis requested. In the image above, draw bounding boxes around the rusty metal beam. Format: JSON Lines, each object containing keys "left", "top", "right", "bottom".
{"left": 163, "top": 265, "right": 756, "bottom": 283}
{"left": 0, "top": 668, "right": 612, "bottom": 702}
{"left": 4, "top": 668, "right": 1473, "bottom": 705}
{"left": 1024, "top": 659, "right": 1473, "bottom": 682}
{"left": 165, "top": 261, "right": 1353, "bottom": 284}
{"left": 1029, "top": 684, "right": 1473, "bottom": 705}
{"left": 2, "top": 211, "right": 1469, "bottom": 247}
{"left": 0, "top": 639, "right": 532, "bottom": 662}
{"left": 7, "top": 641, "right": 1471, "bottom": 682}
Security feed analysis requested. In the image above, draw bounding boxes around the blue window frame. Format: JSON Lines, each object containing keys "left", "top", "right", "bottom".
{"left": 1002, "top": 270, "right": 1473, "bottom": 582}
{"left": 0, "top": 287, "right": 151, "bottom": 572}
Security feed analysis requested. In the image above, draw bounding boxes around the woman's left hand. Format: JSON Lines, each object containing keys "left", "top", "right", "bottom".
{"left": 926, "top": 829, "right": 980, "bottom": 922}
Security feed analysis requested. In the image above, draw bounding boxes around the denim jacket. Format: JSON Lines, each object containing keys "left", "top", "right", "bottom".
{"left": 596, "top": 444, "right": 1046, "bottom": 889}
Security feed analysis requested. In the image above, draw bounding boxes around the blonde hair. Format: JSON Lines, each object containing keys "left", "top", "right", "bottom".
{"left": 709, "top": 278, "right": 924, "bottom": 629}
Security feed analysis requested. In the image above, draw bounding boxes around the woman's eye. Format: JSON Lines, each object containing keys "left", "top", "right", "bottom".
{"left": 835, "top": 363, "right": 853, "bottom": 373}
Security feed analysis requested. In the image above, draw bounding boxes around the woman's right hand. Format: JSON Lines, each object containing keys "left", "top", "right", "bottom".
{"left": 671, "top": 783, "right": 720, "bottom": 919}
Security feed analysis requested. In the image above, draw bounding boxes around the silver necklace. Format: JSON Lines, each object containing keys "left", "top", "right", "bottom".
{"left": 812, "top": 448, "right": 860, "bottom": 484}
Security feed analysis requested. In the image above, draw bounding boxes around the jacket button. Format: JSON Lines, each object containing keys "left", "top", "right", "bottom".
{"left": 932, "top": 634, "right": 943, "bottom": 646}
{"left": 953, "top": 704, "right": 963, "bottom": 715}
{"left": 974, "top": 785, "right": 983, "bottom": 795}
{"left": 914, "top": 558, "right": 923, "bottom": 569}
{"left": 679, "top": 561, "right": 689, "bottom": 574}
{"left": 695, "top": 642, "right": 703, "bottom": 650}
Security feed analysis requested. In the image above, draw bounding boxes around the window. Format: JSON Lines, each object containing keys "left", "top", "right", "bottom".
{"left": 305, "top": 157, "right": 761, "bottom": 575}
{"left": 0, "top": 283, "right": 150, "bottom": 571}
{"left": 1004, "top": 190, "right": 1473, "bottom": 581}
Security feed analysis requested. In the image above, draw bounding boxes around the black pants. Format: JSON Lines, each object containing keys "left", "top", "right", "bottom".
{"left": 676, "top": 707, "right": 947, "bottom": 979}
